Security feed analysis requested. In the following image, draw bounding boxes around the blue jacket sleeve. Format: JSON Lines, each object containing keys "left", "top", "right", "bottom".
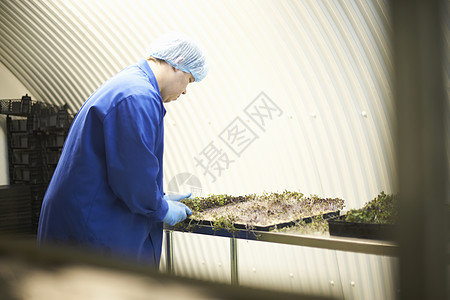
{"left": 103, "top": 94, "right": 168, "bottom": 221}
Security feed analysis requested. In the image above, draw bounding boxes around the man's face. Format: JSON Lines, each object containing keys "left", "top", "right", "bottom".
{"left": 162, "top": 68, "right": 195, "bottom": 103}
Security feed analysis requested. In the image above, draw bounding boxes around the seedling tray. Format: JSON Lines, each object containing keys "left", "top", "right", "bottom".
{"left": 177, "top": 191, "right": 345, "bottom": 235}
{"left": 328, "top": 216, "right": 397, "bottom": 241}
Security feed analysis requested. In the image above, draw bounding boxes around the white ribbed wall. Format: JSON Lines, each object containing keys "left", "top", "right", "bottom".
{"left": 0, "top": 0, "right": 398, "bottom": 210}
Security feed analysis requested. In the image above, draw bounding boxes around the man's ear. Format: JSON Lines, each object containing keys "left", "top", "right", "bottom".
{"left": 171, "top": 66, "right": 182, "bottom": 74}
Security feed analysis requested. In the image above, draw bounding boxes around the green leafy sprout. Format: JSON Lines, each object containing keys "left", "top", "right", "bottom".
{"left": 343, "top": 191, "right": 398, "bottom": 224}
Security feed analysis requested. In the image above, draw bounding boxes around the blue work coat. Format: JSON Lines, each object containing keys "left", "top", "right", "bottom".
{"left": 37, "top": 59, "right": 169, "bottom": 267}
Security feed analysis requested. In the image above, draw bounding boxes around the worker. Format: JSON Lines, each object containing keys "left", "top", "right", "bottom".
{"left": 37, "top": 32, "right": 208, "bottom": 268}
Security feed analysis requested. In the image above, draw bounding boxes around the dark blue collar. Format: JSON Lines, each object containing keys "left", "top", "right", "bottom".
{"left": 138, "top": 59, "right": 161, "bottom": 97}
{"left": 137, "top": 59, "right": 165, "bottom": 114}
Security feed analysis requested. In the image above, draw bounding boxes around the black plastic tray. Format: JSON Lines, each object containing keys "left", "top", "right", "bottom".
{"left": 174, "top": 211, "right": 340, "bottom": 239}
{"left": 328, "top": 216, "right": 397, "bottom": 241}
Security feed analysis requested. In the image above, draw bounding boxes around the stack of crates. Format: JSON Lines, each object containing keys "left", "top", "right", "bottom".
{"left": 1, "top": 95, "right": 73, "bottom": 233}
{"left": 9, "top": 118, "right": 32, "bottom": 182}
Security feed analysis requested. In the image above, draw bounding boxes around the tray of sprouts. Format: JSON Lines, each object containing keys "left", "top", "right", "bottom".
{"left": 178, "top": 191, "right": 345, "bottom": 233}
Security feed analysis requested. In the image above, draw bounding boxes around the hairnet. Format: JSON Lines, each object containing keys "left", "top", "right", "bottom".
{"left": 146, "top": 32, "right": 208, "bottom": 82}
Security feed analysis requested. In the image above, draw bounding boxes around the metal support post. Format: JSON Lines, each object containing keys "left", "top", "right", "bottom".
{"left": 230, "top": 237, "right": 239, "bottom": 285}
{"left": 165, "top": 230, "right": 174, "bottom": 275}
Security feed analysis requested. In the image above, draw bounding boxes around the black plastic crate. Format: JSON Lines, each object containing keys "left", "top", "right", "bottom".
{"left": 45, "top": 133, "right": 66, "bottom": 148}
{"left": 12, "top": 167, "right": 30, "bottom": 182}
{"left": 11, "top": 134, "right": 29, "bottom": 148}
{"left": 10, "top": 119, "right": 28, "bottom": 132}
{"left": 11, "top": 101, "right": 21, "bottom": 113}
{"left": 12, "top": 151, "right": 30, "bottom": 165}
{"left": 21, "top": 95, "right": 31, "bottom": 114}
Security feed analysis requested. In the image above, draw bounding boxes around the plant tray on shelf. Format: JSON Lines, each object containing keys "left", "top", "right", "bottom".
{"left": 177, "top": 191, "right": 345, "bottom": 234}
{"left": 327, "top": 216, "right": 397, "bottom": 241}
{"left": 327, "top": 192, "right": 398, "bottom": 241}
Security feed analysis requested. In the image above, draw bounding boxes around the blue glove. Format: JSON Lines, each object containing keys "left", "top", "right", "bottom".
{"left": 163, "top": 193, "right": 192, "bottom": 226}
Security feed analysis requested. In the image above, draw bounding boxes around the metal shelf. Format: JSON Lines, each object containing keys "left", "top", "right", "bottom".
{"left": 165, "top": 222, "right": 398, "bottom": 258}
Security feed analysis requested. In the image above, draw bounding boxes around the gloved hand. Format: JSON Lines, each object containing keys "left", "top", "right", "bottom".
{"left": 163, "top": 193, "right": 192, "bottom": 226}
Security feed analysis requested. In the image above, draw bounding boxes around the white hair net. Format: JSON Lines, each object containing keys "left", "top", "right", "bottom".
{"left": 146, "top": 32, "right": 208, "bottom": 82}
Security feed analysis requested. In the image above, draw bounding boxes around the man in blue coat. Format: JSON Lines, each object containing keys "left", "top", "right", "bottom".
{"left": 37, "top": 32, "right": 208, "bottom": 268}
